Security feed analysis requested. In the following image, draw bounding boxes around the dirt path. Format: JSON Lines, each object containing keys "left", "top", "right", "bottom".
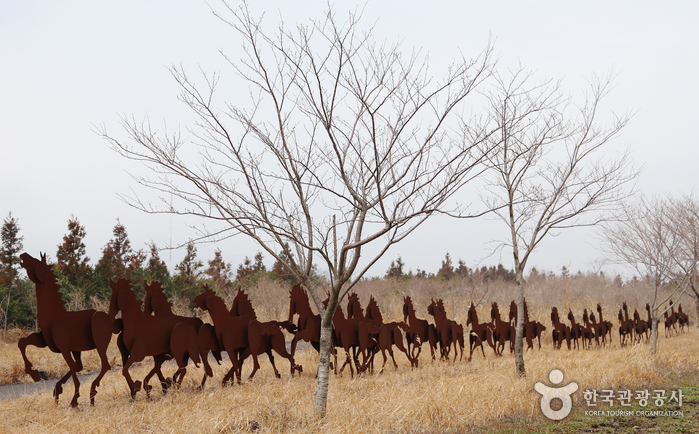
{"left": 0, "top": 372, "right": 98, "bottom": 400}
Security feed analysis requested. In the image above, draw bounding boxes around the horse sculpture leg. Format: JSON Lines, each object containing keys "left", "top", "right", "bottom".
{"left": 90, "top": 311, "right": 113, "bottom": 406}
{"left": 143, "top": 354, "right": 169, "bottom": 398}
{"left": 18, "top": 332, "right": 47, "bottom": 382}
{"left": 52, "top": 322, "right": 83, "bottom": 407}
{"left": 123, "top": 337, "right": 148, "bottom": 399}
{"left": 197, "top": 323, "right": 221, "bottom": 390}
{"left": 269, "top": 330, "right": 298, "bottom": 377}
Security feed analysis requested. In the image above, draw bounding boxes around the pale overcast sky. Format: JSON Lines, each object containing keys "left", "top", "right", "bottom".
{"left": 2, "top": 1, "right": 697, "bottom": 279}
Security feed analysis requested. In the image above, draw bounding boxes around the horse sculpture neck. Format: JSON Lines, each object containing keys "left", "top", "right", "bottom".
{"left": 289, "top": 284, "right": 314, "bottom": 323}
{"left": 468, "top": 305, "right": 480, "bottom": 327}
{"left": 232, "top": 289, "right": 257, "bottom": 319}
{"left": 20, "top": 253, "right": 69, "bottom": 325}
{"left": 365, "top": 297, "right": 382, "bottom": 323}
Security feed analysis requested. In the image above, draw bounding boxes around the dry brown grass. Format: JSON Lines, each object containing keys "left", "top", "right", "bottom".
{"left": 1, "top": 325, "right": 697, "bottom": 433}
{"left": 2, "top": 275, "right": 697, "bottom": 432}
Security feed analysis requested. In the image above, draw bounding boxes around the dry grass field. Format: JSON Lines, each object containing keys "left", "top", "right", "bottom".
{"left": 1, "top": 276, "right": 698, "bottom": 433}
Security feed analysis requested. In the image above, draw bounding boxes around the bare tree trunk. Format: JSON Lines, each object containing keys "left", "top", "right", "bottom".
{"left": 314, "top": 318, "right": 333, "bottom": 417}
{"left": 651, "top": 315, "right": 658, "bottom": 354}
{"left": 514, "top": 269, "right": 526, "bottom": 377}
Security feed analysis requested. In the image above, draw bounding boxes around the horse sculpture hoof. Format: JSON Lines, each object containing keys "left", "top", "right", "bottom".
{"left": 26, "top": 368, "right": 43, "bottom": 382}
{"left": 130, "top": 380, "right": 142, "bottom": 398}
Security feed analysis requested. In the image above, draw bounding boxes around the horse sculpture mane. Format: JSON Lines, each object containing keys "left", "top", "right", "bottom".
{"left": 23, "top": 252, "right": 67, "bottom": 311}
{"left": 18, "top": 252, "right": 112, "bottom": 407}
{"left": 365, "top": 296, "right": 383, "bottom": 323}
{"left": 232, "top": 288, "right": 257, "bottom": 319}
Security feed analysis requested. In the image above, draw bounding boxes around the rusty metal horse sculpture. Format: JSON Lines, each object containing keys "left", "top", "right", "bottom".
{"left": 109, "top": 278, "right": 201, "bottom": 398}
{"left": 490, "top": 302, "right": 512, "bottom": 355}
{"left": 550, "top": 307, "right": 570, "bottom": 350}
{"left": 402, "top": 295, "right": 437, "bottom": 366}
{"left": 428, "top": 299, "right": 464, "bottom": 362}
{"left": 287, "top": 283, "right": 320, "bottom": 356}
{"left": 142, "top": 281, "right": 221, "bottom": 391}
{"left": 466, "top": 302, "right": 495, "bottom": 361}
{"left": 229, "top": 288, "right": 301, "bottom": 378}
{"left": 17, "top": 253, "right": 113, "bottom": 407}
{"left": 193, "top": 286, "right": 262, "bottom": 385}
{"left": 359, "top": 295, "right": 412, "bottom": 373}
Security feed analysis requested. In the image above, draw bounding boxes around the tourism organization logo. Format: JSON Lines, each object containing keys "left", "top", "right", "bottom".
{"left": 534, "top": 369, "right": 578, "bottom": 421}
{"left": 534, "top": 368, "right": 685, "bottom": 421}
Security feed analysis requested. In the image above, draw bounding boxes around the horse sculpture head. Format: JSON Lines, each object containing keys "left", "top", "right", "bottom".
{"left": 491, "top": 302, "right": 499, "bottom": 322}
{"left": 509, "top": 300, "right": 517, "bottom": 323}
{"left": 144, "top": 281, "right": 171, "bottom": 315}
{"left": 20, "top": 252, "right": 53, "bottom": 284}
{"left": 288, "top": 283, "right": 310, "bottom": 323}
{"left": 347, "top": 293, "right": 363, "bottom": 319}
{"left": 193, "top": 284, "right": 217, "bottom": 311}
{"left": 232, "top": 288, "right": 256, "bottom": 319}
{"left": 366, "top": 296, "right": 382, "bottom": 322}
{"left": 466, "top": 302, "right": 477, "bottom": 326}
{"left": 20, "top": 252, "right": 66, "bottom": 311}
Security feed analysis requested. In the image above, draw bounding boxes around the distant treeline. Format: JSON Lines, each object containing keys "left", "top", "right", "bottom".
{"left": 0, "top": 213, "right": 595, "bottom": 331}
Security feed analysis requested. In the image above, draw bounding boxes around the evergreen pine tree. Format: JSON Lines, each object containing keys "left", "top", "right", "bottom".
{"left": 172, "top": 241, "right": 203, "bottom": 300}
{"left": 55, "top": 215, "right": 92, "bottom": 286}
{"left": 204, "top": 248, "right": 232, "bottom": 292}
{"left": 437, "top": 252, "right": 455, "bottom": 281}
{"left": 0, "top": 213, "right": 23, "bottom": 288}
{"left": 94, "top": 220, "right": 140, "bottom": 298}
{"left": 146, "top": 242, "right": 171, "bottom": 285}
{"left": 385, "top": 256, "right": 405, "bottom": 279}
{"left": 271, "top": 244, "right": 297, "bottom": 283}
{"left": 0, "top": 213, "right": 32, "bottom": 330}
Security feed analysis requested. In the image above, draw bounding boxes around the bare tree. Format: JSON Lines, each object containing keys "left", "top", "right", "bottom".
{"left": 668, "top": 193, "right": 699, "bottom": 329}
{"left": 98, "top": 2, "right": 494, "bottom": 416}
{"left": 601, "top": 195, "right": 693, "bottom": 353}
{"left": 466, "top": 67, "right": 638, "bottom": 376}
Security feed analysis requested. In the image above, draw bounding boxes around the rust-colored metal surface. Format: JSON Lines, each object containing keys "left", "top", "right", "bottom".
{"left": 509, "top": 299, "right": 545, "bottom": 351}
{"left": 229, "top": 288, "right": 300, "bottom": 378}
{"left": 143, "top": 281, "right": 221, "bottom": 390}
{"left": 287, "top": 283, "right": 321, "bottom": 360}
{"left": 17, "top": 252, "right": 112, "bottom": 407}
{"left": 192, "top": 286, "right": 260, "bottom": 385}
{"left": 596, "top": 303, "right": 614, "bottom": 345}
{"left": 466, "top": 302, "right": 495, "bottom": 361}
{"left": 550, "top": 306, "right": 570, "bottom": 350}
{"left": 490, "top": 302, "right": 513, "bottom": 355}
{"left": 361, "top": 295, "right": 411, "bottom": 374}
{"left": 427, "top": 298, "right": 464, "bottom": 362}
{"left": 402, "top": 295, "right": 436, "bottom": 365}
{"left": 109, "top": 279, "right": 200, "bottom": 398}
{"left": 568, "top": 309, "right": 583, "bottom": 349}
{"left": 331, "top": 298, "right": 362, "bottom": 377}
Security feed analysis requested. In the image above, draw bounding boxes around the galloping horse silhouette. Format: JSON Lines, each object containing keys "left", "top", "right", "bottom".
{"left": 361, "top": 296, "right": 412, "bottom": 373}
{"left": 193, "top": 287, "right": 262, "bottom": 385}
{"left": 466, "top": 302, "right": 495, "bottom": 361}
{"left": 550, "top": 307, "right": 570, "bottom": 350}
{"left": 17, "top": 253, "right": 112, "bottom": 407}
{"left": 490, "top": 302, "right": 512, "bottom": 355}
{"left": 142, "top": 281, "right": 221, "bottom": 391}
{"left": 109, "top": 279, "right": 201, "bottom": 398}
{"left": 287, "top": 283, "right": 321, "bottom": 360}
{"left": 428, "top": 299, "right": 464, "bottom": 362}
{"left": 402, "top": 295, "right": 437, "bottom": 365}
{"left": 229, "top": 288, "right": 300, "bottom": 378}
